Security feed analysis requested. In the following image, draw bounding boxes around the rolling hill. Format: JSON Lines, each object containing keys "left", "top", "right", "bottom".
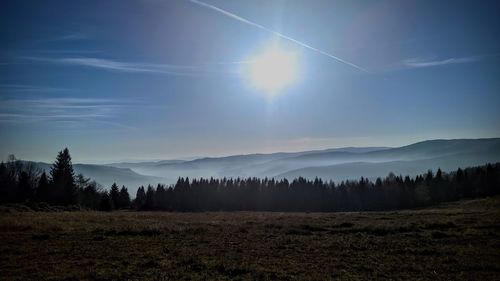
{"left": 106, "top": 138, "right": 500, "bottom": 182}
{"left": 27, "top": 138, "right": 500, "bottom": 192}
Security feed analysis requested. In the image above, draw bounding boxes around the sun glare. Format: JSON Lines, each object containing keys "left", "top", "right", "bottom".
{"left": 244, "top": 44, "right": 300, "bottom": 96}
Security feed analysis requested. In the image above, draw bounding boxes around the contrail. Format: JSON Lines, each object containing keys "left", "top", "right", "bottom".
{"left": 189, "top": 0, "right": 368, "bottom": 72}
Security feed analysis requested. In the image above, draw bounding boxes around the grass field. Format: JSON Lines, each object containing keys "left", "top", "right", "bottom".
{"left": 1, "top": 197, "right": 499, "bottom": 280}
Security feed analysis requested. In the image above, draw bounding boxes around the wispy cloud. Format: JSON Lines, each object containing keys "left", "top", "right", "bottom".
{"left": 402, "top": 56, "right": 479, "bottom": 68}
{"left": 374, "top": 54, "right": 494, "bottom": 72}
{"left": 189, "top": 0, "right": 368, "bottom": 72}
{"left": 48, "top": 32, "right": 89, "bottom": 41}
{"left": 0, "top": 84, "right": 70, "bottom": 93}
{"left": 24, "top": 56, "right": 240, "bottom": 76}
{"left": 32, "top": 49, "right": 102, "bottom": 55}
{"left": 0, "top": 97, "right": 134, "bottom": 129}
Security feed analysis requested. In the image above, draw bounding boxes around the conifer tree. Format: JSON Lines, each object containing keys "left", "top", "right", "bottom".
{"left": 17, "top": 171, "right": 32, "bottom": 202}
{"left": 135, "top": 186, "right": 146, "bottom": 209}
{"left": 50, "top": 148, "right": 76, "bottom": 205}
{"left": 109, "top": 183, "right": 120, "bottom": 208}
{"left": 118, "top": 185, "right": 131, "bottom": 209}
{"left": 81, "top": 181, "right": 101, "bottom": 210}
{"left": 99, "top": 191, "right": 113, "bottom": 211}
{"left": 0, "top": 162, "right": 9, "bottom": 203}
{"left": 145, "top": 185, "right": 156, "bottom": 210}
{"left": 36, "top": 172, "right": 50, "bottom": 202}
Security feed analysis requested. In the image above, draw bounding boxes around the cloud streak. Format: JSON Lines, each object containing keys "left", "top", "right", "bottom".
{"left": 0, "top": 84, "right": 70, "bottom": 93}
{"left": 189, "top": 0, "right": 367, "bottom": 72}
{"left": 25, "top": 56, "right": 242, "bottom": 76}
{"left": 0, "top": 97, "right": 135, "bottom": 129}
{"left": 48, "top": 32, "right": 89, "bottom": 42}
{"left": 402, "top": 56, "right": 479, "bottom": 68}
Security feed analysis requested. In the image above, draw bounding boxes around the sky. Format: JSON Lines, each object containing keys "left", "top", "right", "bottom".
{"left": 1, "top": 0, "right": 499, "bottom": 163}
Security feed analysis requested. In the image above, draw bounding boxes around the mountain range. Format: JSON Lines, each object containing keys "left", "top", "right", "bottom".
{"left": 29, "top": 138, "right": 500, "bottom": 195}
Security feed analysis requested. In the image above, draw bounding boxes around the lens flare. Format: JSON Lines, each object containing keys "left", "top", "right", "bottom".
{"left": 244, "top": 44, "right": 300, "bottom": 97}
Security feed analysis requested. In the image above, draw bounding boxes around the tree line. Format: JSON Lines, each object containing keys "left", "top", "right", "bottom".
{"left": 0, "top": 149, "right": 130, "bottom": 211}
{"left": 1, "top": 148, "right": 499, "bottom": 212}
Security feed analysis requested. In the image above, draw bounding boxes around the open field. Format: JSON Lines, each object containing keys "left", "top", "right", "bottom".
{"left": 1, "top": 197, "right": 499, "bottom": 280}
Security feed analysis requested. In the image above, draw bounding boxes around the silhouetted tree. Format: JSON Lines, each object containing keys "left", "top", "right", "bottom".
{"left": 135, "top": 186, "right": 146, "bottom": 209}
{"left": 17, "top": 171, "right": 33, "bottom": 202}
{"left": 0, "top": 162, "right": 7, "bottom": 201}
{"left": 109, "top": 183, "right": 120, "bottom": 208}
{"left": 99, "top": 191, "right": 113, "bottom": 211}
{"left": 155, "top": 184, "right": 168, "bottom": 210}
{"left": 36, "top": 172, "right": 50, "bottom": 202}
{"left": 144, "top": 185, "right": 156, "bottom": 210}
{"left": 118, "top": 185, "right": 131, "bottom": 209}
{"left": 484, "top": 163, "right": 497, "bottom": 196}
{"left": 0, "top": 161, "right": 15, "bottom": 203}
{"left": 0, "top": 155, "right": 40, "bottom": 203}
{"left": 80, "top": 181, "right": 102, "bottom": 210}
{"left": 50, "top": 148, "right": 76, "bottom": 205}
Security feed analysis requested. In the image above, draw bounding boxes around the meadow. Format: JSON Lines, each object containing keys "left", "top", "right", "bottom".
{"left": 0, "top": 196, "right": 499, "bottom": 280}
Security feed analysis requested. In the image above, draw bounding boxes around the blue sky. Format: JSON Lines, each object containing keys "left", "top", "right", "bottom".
{"left": 1, "top": 0, "right": 499, "bottom": 163}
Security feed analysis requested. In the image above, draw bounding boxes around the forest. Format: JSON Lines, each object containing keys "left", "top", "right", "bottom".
{"left": 1, "top": 148, "right": 499, "bottom": 212}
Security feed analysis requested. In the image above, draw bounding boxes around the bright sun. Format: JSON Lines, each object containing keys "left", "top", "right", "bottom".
{"left": 245, "top": 44, "right": 300, "bottom": 96}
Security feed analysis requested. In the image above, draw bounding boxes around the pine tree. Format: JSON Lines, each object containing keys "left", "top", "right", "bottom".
{"left": 109, "top": 183, "right": 120, "bottom": 208}
{"left": 81, "top": 182, "right": 100, "bottom": 210}
{"left": 50, "top": 148, "right": 76, "bottom": 205}
{"left": 99, "top": 191, "right": 113, "bottom": 211}
{"left": 135, "top": 186, "right": 146, "bottom": 209}
{"left": 36, "top": 172, "right": 50, "bottom": 202}
{"left": 0, "top": 158, "right": 19, "bottom": 203}
{"left": 17, "top": 171, "right": 32, "bottom": 202}
{"left": 145, "top": 185, "right": 155, "bottom": 210}
{"left": 429, "top": 168, "right": 443, "bottom": 203}
{"left": 155, "top": 184, "right": 167, "bottom": 210}
{"left": 118, "top": 186, "right": 131, "bottom": 209}
{"left": 0, "top": 162, "right": 6, "bottom": 203}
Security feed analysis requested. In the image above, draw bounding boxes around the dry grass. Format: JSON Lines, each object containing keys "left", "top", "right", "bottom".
{"left": 1, "top": 197, "right": 499, "bottom": 280}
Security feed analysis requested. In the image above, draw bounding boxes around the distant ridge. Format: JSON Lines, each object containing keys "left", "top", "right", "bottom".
{"left": 22, "top": 138, "right": 500, "bottom": 194}
{"left": 104, "top": 137, "right": 500, "bottom": 182}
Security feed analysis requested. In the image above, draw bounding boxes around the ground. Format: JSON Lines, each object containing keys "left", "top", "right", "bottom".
{"left": 0, "top": 197, "right": 499, "bottom": 281}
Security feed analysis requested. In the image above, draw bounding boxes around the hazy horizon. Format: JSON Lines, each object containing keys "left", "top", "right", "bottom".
{"left": 3, "top": 136, "right": 499, "bottom": 165}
